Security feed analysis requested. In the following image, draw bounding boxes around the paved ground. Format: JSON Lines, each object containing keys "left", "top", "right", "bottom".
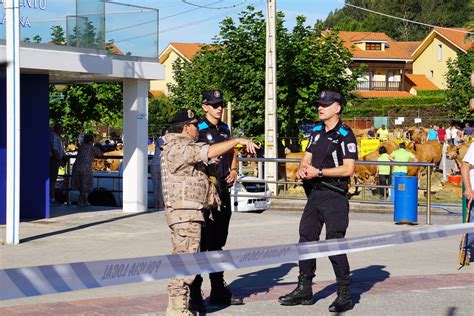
{"left": 0, "top": 204, "right": 473, "bottom": 315}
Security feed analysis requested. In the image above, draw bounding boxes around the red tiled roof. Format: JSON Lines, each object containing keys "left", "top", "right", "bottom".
{"left": 397, "top": 41, "right": 422, "bottom": 54}
{"left": 405, "top": 74, "right": 439, "bottom": 90}
{"left": 355, "top": 91, "right": 414, "bottom": 98}
{"left": 433, "top": 28, "right": 473, "bottom": 51}
{"left": 336, "top": 31, "right": 413, "bottom": 60}
{"left": 148, "top": 90, "right": 165, "bottom": 97}
{"left": 169, "top": 42, "right": 204, "bottom": 60}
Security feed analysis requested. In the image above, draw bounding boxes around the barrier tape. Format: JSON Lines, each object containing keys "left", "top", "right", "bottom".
{"left": 1, "top": 223, "right": 474, "bottom": 301}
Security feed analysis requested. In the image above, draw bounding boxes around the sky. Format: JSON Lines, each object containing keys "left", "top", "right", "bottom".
{"left": 0, "top": 0, "right": 345, "bottom": 58}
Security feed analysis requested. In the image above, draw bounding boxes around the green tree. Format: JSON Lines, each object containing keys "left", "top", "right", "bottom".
{"left": 324, "top": 0, "right": 472, "bottom": 41}
{"left": 50, "top": 25, "right": 66, "bottom": 45}
{"left": 444, "top": 50, "right": 474, "bottom": 120}
{"left": 32, "top": 35, "right": 42, "bottom": 43}
{"left": 148, "top": 95, "right": 177, "bottom": 137}
{"left": 169, "top": 6, "right": 362, "bottom": 138}
{"left": 49, "top": 83, "right": 123, "bottom": 143}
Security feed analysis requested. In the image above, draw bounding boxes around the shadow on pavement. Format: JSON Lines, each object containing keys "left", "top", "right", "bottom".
{"left": 20, "top": 211, "right": 154, "bottom": 243}
{"left": 203, "top": 263, "right": 297, "bottom": 314}
{"left": 313, "top": 264, "right": 390, "bottom": 307}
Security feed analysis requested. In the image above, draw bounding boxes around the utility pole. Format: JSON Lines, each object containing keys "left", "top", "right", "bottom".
{"left": 5, "top": 0, "right": 21, "bottom": 244}
{"left": 264, "top": 0, "right": 278, "bottom": 193}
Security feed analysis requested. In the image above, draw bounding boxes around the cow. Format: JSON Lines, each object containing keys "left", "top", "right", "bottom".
{"left": 409, "top": 128, "right": 428, "bottom": 144}
{"left": 285, "top": 152, "right": 304, "bottom": 189}
{"left": 378, "top": 140, "right": 398, "bottom": 154}
{"left": 407, "top": 141, "right": 442, "bottom": 177}
{"left": 446, "top": 143, "right": 471, "bottom": 170}
{"left": 103, "top": 149, "right": 124, "bottom": 171}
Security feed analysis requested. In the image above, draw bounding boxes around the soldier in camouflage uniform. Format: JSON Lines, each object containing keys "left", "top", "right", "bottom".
{"left": 161, "top": 109, "right": 258, "bottom": 316}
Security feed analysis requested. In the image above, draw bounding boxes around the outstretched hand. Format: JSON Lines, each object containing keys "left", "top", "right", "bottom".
{"left": 239, "top": 138, "right": 260, "bottom": 155}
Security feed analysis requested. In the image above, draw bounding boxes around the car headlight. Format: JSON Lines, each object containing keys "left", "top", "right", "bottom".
{"left": 232, "top": 182, "right": 246, "bottom": 192}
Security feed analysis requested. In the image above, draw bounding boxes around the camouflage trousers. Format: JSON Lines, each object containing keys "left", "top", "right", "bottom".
{"left": 168, "top": 221, "right": 202, "bottom": 298}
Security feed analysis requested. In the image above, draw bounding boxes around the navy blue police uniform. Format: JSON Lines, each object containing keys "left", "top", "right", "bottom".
{"left": 299, "top": 120, "right": 358, "bottom": 286}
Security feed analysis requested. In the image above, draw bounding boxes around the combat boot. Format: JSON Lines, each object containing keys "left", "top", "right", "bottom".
{"left": 328, "top": 285, "right": 353, "bottom": 312}
{"left": 165, "top": 296, "right": 196, "bottom": 316}
{"left": 278, "top": 273, "right": 313, "bottom": 305}
{"left": 189, "top": 275, "right": 206, "bottom": 312}
{"left": 209, "top": 277, "right": 243, "bottom": 305}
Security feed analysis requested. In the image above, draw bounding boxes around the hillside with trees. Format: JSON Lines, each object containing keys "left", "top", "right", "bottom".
{"left": 323, "top": 0, "right": 473, "bottom": 41}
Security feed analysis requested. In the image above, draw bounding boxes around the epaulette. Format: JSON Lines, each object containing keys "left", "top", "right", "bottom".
{"left": 338, "top": 124, "right": 349, "bottom": 137}
{"left": 219, "top": 122, "right": 230, "bottom": 131}
{"left": 198, "top": 121, "right": 209, "bottom": 131}
{"left": 312, "top": 123, "right": 323, "bottom": 132}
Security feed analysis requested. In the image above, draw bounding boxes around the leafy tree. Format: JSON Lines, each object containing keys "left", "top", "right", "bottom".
{"left": 324, "top": 0, "right": 472, "bottom": 41}
{"left": 148, "top": 95, "right": 177, "bottom": 137}
{"left": 50, "top": 25, "right": 66, "bottom": 45}
{"left": 49, "top": 83, "right": 123, "bottom": 143}
{"left": 32, "top": 35, "right": 42, "bottom": 43}
{"left": 169, "top": 6, "right": 362, "bottom": 138}
{"left": 444, "top": 50, "right": 474, "bottom": 120}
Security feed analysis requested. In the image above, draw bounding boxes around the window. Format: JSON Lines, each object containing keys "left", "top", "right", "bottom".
{"left": 366, "top": 43, "right": 382, "bottom": 51}
{"left": 437, "top": 44, "right": 442, "bottom": 61}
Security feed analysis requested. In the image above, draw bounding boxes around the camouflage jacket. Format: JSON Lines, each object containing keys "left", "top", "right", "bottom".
{"left": 161, "top": 133, "right": 219, "bottom": 226}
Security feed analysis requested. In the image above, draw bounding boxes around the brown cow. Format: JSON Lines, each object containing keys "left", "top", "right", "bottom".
{"left": 378, "top": 140, "right": 398, "bottom": 154}
{"left": 408, "top": 141, "right": 442, "bottom": 176}
{"left": 410, "top": 128, "right": 427, "bottom": 144}
{"left": 103, "top": 149, "right": 123, "bottom": 171}
{"left": 446, "top": 143, "right": 471, "bottom": 170}
{"left": 285, "top": 152, "right": 304, "bottom": 189}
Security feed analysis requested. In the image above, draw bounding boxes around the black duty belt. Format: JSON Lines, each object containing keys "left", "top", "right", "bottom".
{"left": 312, "top": 178, "right": 348, "bottom": 194}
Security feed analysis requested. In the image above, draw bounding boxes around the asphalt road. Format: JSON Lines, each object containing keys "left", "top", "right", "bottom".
{"left": 0, "top": 207, "right": 473, "bottom": 315}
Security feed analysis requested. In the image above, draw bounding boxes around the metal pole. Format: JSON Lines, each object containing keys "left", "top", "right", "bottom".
{"left": 5, "top": 0, "right": 21, "bottom": 245}
{"left": 426, "top": 165, "right": 432, "bottom": 225}
{"left": 264, "top": 0, "right": 278, "bottom": 193}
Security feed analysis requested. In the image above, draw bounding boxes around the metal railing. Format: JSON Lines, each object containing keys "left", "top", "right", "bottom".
{"left": 237, "top": 156, "right": 438, "bottom": 225}
{"left": 356, "top": 80, "right": 402, "bottom": 91}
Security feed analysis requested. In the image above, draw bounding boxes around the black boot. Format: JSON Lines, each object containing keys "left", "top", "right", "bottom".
{"left": 278, "top": 273, "right": 313, "bottom": 306}
{"left": 328, "top": 285, "right": 353, "bottom": 312}
{"left": 209, "top": 275, "right": 243, "bottom": 306}
{"left": 189, "top": 275, "right": 206, "bottom": 312}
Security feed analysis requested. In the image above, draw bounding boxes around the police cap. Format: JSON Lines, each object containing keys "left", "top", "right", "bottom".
{"left": 316, "top": 90, "right": 345, "bottom": 106}
{"left": 202, "top": 89, "right": 225, "bottom": 105}
{"left": 170, "top": 109, "right": 198, "bottom": 125}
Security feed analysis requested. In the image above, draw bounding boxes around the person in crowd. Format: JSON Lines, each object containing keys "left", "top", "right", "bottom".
{"left": 426, "top": 125, "right": 438, "bottom": 142}
{"left": 160, "top": 109, "right": 258, "bottom": 315}
{"left": 437, "top": 125, "right": 446, "bottom": 145}
{"left": 460, "top": 142, "right": 474, "bottom": 266}
{"left": 150, "top": 130, "right": 165, "bottom": 211}
{"left": 367, "top": 128, "right": 375, "bottom": 138}
{"left": 49, "top": 123, "right": 66, "bottom": 205}
{"left": 463, "top": 123, "right": 473, "bottom": 142}
{"left": 377, "top": 124, "right": 389, "bottom": 140}
{"left": 278, "top": 90, "right": 357, "bottom": 313}
{"left": 71, "top": 134, "right": 103, "bottom": 207}
{"left": 452, "top": 124, "right": 460, "bottom": 145}
{"left": 77, "top": 127, "right": 84, "bottom": 146}
{"left": 389, "top": 143, "right": 417, "bottom": 176}
{"left": 376, "top": 146, "right": 391, "bottom": 198}
{"left": 189, "top": 90, "right": 243, "bottom": 311}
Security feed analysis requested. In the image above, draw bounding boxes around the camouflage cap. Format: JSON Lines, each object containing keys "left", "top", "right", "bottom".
{"left": 170, "top": 109, "right": 198, "bottom": 125}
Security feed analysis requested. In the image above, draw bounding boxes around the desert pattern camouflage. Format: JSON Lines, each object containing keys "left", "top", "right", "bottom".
{"left": 161, "top": 133, "right": 218, "bottom": 226}
{"left": 167, "top": 222, "right": 201, "bottom": 298}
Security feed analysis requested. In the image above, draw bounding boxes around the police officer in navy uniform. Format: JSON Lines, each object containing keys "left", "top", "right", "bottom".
{"left": 279, "top": 90, "right": 358, "bottom": 313}
{"left": 190, "top": 90, "right": 243, "bottom": 311}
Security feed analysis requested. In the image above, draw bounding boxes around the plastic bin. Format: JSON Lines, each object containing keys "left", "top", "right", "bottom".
{"left": 394, "top": 176, "right": 418, "bottom": 224}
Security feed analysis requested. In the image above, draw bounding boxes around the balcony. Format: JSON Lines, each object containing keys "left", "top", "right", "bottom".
{"left": 356, "top": 80, "right": 402, "bottom": 91}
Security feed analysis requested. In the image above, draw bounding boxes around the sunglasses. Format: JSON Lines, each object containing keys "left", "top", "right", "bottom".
{"left": 208, "top": 102, "right": 226, "bottom": 109}
{"left": 187, "top": 121, "right": 199, "bottom": 128}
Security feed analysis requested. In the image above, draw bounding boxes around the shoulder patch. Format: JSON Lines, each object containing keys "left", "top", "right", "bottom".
{"left": 198, "top": 121, "right": 209, "bottom": 131}
{"left": 312, "top": 123, "right": 323, "bottom": 132}
{"left": 220, "top": 122, "right": 230, "bottom": 131}
{"left": 338, "top": 126, "right": 349, "bottom": 137}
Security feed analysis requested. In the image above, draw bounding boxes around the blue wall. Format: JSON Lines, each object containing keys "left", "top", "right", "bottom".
{"left": 0, "top": 73, "right": 50, "bottom": 224}
{"left": 0, "top": 69, "right": 6, "bottom": 224}
{"left": 20, "top": 74, "right": 50, "bottom": 220}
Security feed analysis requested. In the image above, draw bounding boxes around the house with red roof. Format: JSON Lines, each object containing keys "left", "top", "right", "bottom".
{"left": 150, "top": 42, "right": 203, "bottom": 96}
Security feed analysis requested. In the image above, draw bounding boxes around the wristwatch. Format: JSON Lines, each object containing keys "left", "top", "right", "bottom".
{"left": 318, "top": 169, "right": 323, "bottom": 178}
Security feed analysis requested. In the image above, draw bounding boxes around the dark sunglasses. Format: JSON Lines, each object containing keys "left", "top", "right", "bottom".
{"left": 317, "top": 102, "right": 334, "bottom": 108}
{"left": 209, "top": 102, "right": 226, "bottom": 109}
{"left": 187, "top": 121, "right": 199, "bottom": 128}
